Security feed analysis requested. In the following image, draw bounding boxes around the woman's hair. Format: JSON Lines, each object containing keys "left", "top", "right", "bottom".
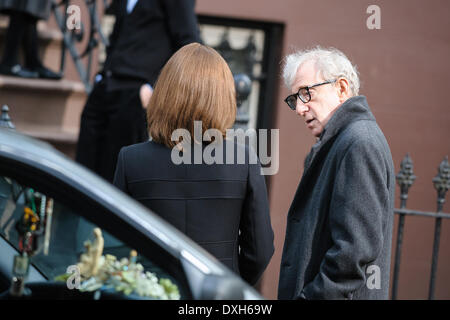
{"left": 282, "top": 46, "right": 360, "bottom": 96}
{"left": 146, "top": 42, "right": 236, "bottom": 148}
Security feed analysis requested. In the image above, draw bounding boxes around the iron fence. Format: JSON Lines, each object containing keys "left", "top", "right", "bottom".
{"left": 51, "top": 0, "right": 110, "bottom": 93}
{"left": 392, "top": 154, "right": 450, "bottom": 299}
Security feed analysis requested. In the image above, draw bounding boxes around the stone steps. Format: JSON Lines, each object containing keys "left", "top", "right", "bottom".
{"left": 0, "top": 14, "right": 92, "bottom": 158}
{"left": 0, "top": 74, "right": 85, "bottom": 142}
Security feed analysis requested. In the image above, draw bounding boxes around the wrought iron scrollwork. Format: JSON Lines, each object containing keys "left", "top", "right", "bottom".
{"left": 206, "top": 28, "right": 263, "bottom": 129}
{"left": 214, "top": 29, "right": 260, "bottom": 79}
{"left": 51, "top": 0, "right": 110, "bottom": 92}
{"left": 392, "top": 153, "right": 450, "bottom": 300}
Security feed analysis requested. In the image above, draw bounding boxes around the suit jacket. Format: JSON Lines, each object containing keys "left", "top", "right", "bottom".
{"left": 278, "top": 96, "right": 395, "bottom": 300}
{"left": 103, "top": 0, "right": 201, "bottom": 86}
{"left": 113, "top": 140, "right": 275, "bottom": 285}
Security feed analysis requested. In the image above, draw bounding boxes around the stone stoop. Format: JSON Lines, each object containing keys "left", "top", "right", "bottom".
{"left": 0, "top": 15, "right": 89, "bottom": 159}
{"left": 0, "top": 75, "right": 86, "bottom": 159}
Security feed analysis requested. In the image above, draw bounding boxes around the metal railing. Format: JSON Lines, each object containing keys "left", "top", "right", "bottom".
{"left": 392, "top": 154, "right": 450, "bottom": 299}
{"left": 50, "top": 2, "right": 261, "bottom": 116}
{"left": 0, "top": 105, "right": 15, "bottom": 130}
{"left": 51, "top": 0, "right": 109, "bottom": 93}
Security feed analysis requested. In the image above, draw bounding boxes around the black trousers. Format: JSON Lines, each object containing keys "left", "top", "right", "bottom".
{"left": 1, "top": 11, "right": 40, "bottom": 68}
{"left": 76, "top": 81, "right": 148, "bottom": 182}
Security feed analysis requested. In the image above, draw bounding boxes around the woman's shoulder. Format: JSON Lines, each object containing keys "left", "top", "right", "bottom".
{"left": 120, "top": 140, "right": 170, "bottom": 159}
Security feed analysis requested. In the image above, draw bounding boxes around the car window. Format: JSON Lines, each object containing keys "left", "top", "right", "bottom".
{"left": 0, "top": 175, "right": 182, "bottom": 299}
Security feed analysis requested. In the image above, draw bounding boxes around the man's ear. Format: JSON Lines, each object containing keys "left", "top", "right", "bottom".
{"left": 337, "top": 77, "right": 350, "bottom": 102}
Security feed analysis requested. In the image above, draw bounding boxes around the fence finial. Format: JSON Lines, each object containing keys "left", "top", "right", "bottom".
{"left": 396, "top": 153, "right": 416, "bottom": 202}
{"left": 433, "top": 156, "right": 450, "bottom": 211}
{"left": 0, "top": 105, "right": 16, "bottom": 130}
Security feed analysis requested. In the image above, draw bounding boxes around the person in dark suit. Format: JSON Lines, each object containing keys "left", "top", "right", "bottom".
{"left": 0, "top": 0, "right": 61, "bottom": 79}
{"left": 113, "top": 43, "right": 274, "bottom": 286}
{"left": 76, "top": 0, "right": 201, "bottom": 182}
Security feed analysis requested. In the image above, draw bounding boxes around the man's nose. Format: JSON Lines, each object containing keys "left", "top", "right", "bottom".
{"left": 296, "top": 100, "right": 309, "bottom": 116}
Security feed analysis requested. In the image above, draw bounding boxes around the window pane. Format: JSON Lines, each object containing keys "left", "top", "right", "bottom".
{"left": 0, "top": 175, "right": 181, "bottom": 299}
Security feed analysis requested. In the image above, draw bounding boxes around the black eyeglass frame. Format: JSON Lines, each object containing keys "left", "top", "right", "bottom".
{"left": 284, "top": 79, "right": 337, "bottom": 110}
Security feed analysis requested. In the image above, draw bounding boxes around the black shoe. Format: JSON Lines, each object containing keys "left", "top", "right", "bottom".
{"left": 35, "top": 65, "right": 62, "bottom": 80}
{"left": 0, "top": 64, "right": 39, "bottom": 78}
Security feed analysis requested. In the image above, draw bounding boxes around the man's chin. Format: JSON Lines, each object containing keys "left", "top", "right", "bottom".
{"left": 311, "top": 128, "right": 323, "bottom": 138}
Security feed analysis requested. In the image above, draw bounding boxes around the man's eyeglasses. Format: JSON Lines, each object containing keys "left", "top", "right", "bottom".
{"left": 284, "top": 79, "right": 337, "bottom": 110}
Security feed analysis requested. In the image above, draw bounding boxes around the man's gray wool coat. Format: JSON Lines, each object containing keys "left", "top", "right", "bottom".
{"left": 278, "top": 95, "right": 395, "bottom": 300}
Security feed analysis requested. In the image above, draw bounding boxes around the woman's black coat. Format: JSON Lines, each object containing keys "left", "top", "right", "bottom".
{"left": 113, "top": 139, "right": 275, "bottom": 286}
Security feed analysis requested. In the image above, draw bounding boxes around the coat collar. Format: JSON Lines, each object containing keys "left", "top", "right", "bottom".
{"left": 289, "top": 95, "right": 377, "bottom": 219}
{"left": 319, "top": 95, "right": 375, "bottom": 144}
{"left": 302, "top": 95, "right": 375, "bottom": 174}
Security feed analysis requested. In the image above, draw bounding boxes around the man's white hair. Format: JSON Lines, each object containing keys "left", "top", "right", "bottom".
{"left": 282, "top": 46, "right": 360, "bottom": 96}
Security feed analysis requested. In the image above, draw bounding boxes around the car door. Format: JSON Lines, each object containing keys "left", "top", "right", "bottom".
{"left": 0, "top": 129, "right": 262, "bottom": 300}
{"left": 0, "top": 160, "right": 194, "bottom": 299}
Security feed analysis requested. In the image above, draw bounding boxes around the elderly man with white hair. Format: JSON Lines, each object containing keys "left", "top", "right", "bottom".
{"left": 278, "top": 47, "right": 395, "bottom": 300}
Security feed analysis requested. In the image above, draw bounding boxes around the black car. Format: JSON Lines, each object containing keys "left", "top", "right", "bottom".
{"left": 0, "top": 127, "right": 263, "bottom": 300}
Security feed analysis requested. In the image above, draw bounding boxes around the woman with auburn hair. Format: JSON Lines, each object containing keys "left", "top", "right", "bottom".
{"left": 147, "top": 42, "right": 236, "bottom": 148}
{"left": 113, "top": 43, "right": 274, "bottom": 286}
